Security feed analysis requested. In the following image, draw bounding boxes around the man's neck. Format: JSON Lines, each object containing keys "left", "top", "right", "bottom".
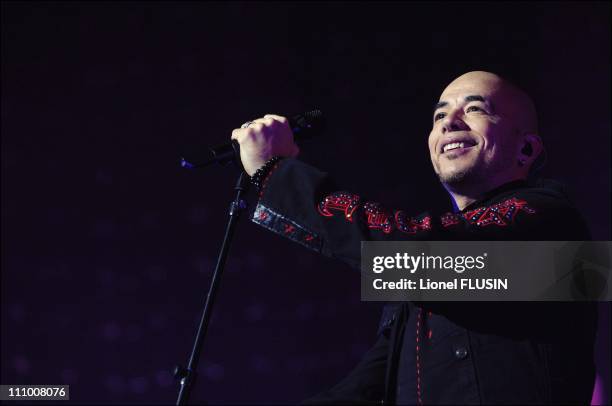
{"left": 444, "top": 177, "right": 526, "bottom": 211}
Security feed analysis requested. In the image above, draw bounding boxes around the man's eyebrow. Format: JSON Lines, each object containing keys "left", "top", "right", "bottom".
{"left": 433, "top": 95, "right": 494, "bottom": 114}
{"left": 433, "top": 101, "right": 448, "bottom": 113}
{"left": 464, "top": 95, "right": 489, "bottom": 104}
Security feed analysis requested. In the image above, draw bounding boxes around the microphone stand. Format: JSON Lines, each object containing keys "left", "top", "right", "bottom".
{"left": 172, "top": 110, "right": 323, "bottom": 404}
{"left": 173, "top": 171, "right": 250, "bottom": 405}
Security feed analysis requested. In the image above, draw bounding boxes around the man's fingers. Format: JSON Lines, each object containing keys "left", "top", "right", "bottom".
{"left": 264, "top": 114, "right": 289, "bottom": 124}
{"left": 231, "top": 128, "right": 246, "bottom": 141}
{"left": 231, "top": 114, "right": 290, "bottom": 144}
{"left": 251, "top": 117, "right": 275, "bottom": 126}
{"left": 237, "top": 115, "right": 286, "bottom": 131}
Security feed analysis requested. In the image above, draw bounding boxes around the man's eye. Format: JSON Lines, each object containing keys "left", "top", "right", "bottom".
{"left": 434, "top": 112, "right": 446, "bottom": 121}
{"left": 466, "top": 106, "right": 483, "bottom": 113}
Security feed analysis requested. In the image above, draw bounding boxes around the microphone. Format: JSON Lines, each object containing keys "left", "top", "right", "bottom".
{"left": 180, "top": 109, "right": 325, "bottom": 170}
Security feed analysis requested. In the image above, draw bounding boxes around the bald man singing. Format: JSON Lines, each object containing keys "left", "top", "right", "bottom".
{"left": 231, "top": 71, "right": 597, "bottom": 404}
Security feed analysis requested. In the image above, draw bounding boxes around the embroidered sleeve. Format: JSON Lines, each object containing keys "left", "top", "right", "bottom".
{"left": 251, "top": 159, "right": 583, "bottom": 269}
{"left": 317, "top": 192, "right": 433, "bottom": 235}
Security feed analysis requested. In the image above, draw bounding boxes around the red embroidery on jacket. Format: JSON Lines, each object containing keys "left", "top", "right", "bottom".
{"left": 364, "top": 202, "right": 394, "bottom": 234}
{"left": 416, "top": 307, "right": 424, "bottom": 405}
{"left": 317, "top": 192, "right": 361, "bottom": 221}
{"left": 395, "top": 211, "right": 432, "bottom": 234}
{"left": 258, "top": 161, "right": 282, "bottom": 198}
{"left": 463, "top": 197, "right": 535, "bottom": 227}
{"left": 440, "top": 212, "right": 461, "bottom": 228}
{"left": 318, "top": 192, "right": 432, "bottom": 235}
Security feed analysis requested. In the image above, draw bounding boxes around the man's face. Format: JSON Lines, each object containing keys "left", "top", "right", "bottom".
{"left": 428, "top": 73, "right": 523, "bottom": 186}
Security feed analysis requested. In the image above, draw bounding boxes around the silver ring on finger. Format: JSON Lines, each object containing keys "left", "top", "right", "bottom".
{"left": 240, "top": 121, "right": 254, "bottom": 129}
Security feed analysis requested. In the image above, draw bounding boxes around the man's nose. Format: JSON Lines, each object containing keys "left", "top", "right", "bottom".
{"left": 442, "top": 114, "right": 468, "bottom": 133}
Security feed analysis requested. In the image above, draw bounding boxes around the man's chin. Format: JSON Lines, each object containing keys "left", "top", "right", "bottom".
{"left": 437, "top": 165, "right": 479, "bottom": 185}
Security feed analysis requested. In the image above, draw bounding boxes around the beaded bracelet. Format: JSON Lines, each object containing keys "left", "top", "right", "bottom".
{"left": 250, "top": 156, "right": 283, "bottom": 191}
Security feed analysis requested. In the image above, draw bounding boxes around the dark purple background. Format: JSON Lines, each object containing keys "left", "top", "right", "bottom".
{"left": 1, "top": 1, "right": 610, "bottom": 404}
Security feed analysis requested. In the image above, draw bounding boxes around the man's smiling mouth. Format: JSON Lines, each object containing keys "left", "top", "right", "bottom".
{"left": 441, "top": 140, "right": 477, "bottom": 154}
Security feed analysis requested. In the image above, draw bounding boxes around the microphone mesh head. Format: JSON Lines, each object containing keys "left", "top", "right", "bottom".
{"left": 290, "top": 109, "right": 325, "bottom": 139}
{"left": 304, "top": 109, "right": 325, "bottom": 132}
{"left": 305, "top": 109, "right": 323, "bottom": 121}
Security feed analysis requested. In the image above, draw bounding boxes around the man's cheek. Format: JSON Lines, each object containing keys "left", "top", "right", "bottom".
{"left": 427, "top": 132, "right": 436, "bottom": 149}
{"left": 430, "top": 155, "right": 441, "bottom": 174}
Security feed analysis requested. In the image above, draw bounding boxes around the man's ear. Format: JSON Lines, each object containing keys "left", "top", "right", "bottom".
{"left": 519, "top": 133, "right": 543, "bottom": 165}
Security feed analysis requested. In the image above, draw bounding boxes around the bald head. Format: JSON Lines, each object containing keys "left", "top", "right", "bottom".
{"left": 443, "top": 71, "right": 539, "bottom": 136}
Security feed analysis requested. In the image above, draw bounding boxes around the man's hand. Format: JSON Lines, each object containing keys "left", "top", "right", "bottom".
{"left": 231, "top": 114, "right": 300, "bottom": 176}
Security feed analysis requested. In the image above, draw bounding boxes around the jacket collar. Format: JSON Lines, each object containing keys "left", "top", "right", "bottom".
{"left": 459, "top": 179, "right": 528, "bottom": 213}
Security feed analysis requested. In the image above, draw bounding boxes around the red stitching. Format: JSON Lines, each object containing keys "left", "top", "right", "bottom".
{"left": 258, "top": 162, "right": 282, "bottom": 199}
{"left": 395, "top": 211, "right": 432, "bottom": 234}
{"left": 416, "top": 307, "right": 423, "bottom": 405}
{"left": 318, "top": 193, "right": 434, "bottom": 235}
{"left": 317, "top": 192, "right": 361, "bottom": 221}
{"left": 363, "top": 202, "right": 394, "bottom": 234}
{"left": 440, "top": 212, "right": 461, "bottom": 227}
{"left": 463, "top": 197, "right": 535, "bottom": 227}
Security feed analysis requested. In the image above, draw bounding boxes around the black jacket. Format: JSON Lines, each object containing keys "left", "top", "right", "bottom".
{"left": 250, "top": 158, "right": 597, "bottom": 405}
